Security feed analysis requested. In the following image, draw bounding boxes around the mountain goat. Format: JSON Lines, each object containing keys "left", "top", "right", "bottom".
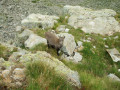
{"left": 45, "top": 31, "right": 65, "bottom": 56}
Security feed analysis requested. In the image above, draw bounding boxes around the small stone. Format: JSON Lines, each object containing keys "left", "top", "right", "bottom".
{"left": 18, "top": 29, "right": 33, "bottom": 38}
{"left": 77, "top": 46, "right": 84, "bottom": 51}
{"left": 65, "top": 28, "right": 70, "bottom": 32}
{"left": 10, "top": 83, "right": 16, "bottom": 87}
{"left": 57, "top": 25, "right": 66, "bottom": 32}
{"left": 16, "top": 26, "right": 24, "bottom": 32}
{"left": 118, "top": 69, "right": 120, "bottom": 72}
{"left": 114, "top": 36, "right": 119, "bottom": 39}
{"left": 108, "top": 37, "right": 111, "bottom": 40}
{"left": 9, "top": 49, "right": 28, "bottom": 62}
{"left": 9, "top": 52, "right": 21, "bottom": 62}
{"left": 103, "top": 38, "right": 107, "bottom": 40}
{"left": 24, "top": 34, "right": 47, "bottom": 48}
{"left": 93, "top": 46, "right": 96, "bottom": 48}
{"left": 77, "top": 41, "right": 83, "bottom": 47}
{"left": 61, "top": 52, "right": 82, "bottom": 63}
{"left": 51, "top": 30, "right": 56, "bottom": 34}
{"left": 66, "top": 56, "right": 74, "bottom": 61}
{"left": 0, "top": 58, "right": 5, "bottom": 63}
{"left": 65, "top": 16, "right": 69, "bottom": 19}
{"left": 106, "top": 48, "right": 120, "bottom": 62}
{"left": 67, "top": 71, "right": 81, "bottom": 88}
{"left": 15, "top": 82, "right": 22, "bottom": 87}
{"left": 83, "top": 39, "right": 90, "bottom": 42}
{"left": 73, "top": 52, "right": 82, "bottom": 63}
{"left": 12, "top": 68, "right": 25, "bottom": 81}
{"left": 2, "top": 70, "right": 10, "bottom": 78}
{"left": 16, "top": 29, "right": 34, "bottom": 47}
{"left": 108, "top": 73, "right": 120, "bottom": 82}
{"left": 105, "top": 45, "right": 109, "bottom": 48}
{"left": 87, "top": 37, "right": 91, "bottom": 40}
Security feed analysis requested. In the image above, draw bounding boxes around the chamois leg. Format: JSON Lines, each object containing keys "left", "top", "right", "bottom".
{"left": 47, "top": 40, "right": 50, "bottom": 48}
{"left": 56, "top": 48, "right": 60, "bottom": 56}
{"left": 51, "top": 45, "right": 55, "bottom": 48}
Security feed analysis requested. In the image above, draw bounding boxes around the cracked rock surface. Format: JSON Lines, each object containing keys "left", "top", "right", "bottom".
{"left": 0, "top": 0, "right": 120, "bottom": 43}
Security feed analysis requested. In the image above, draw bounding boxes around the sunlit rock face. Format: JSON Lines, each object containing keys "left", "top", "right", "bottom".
{"left": 21, "top": 14, "right": 59, "bottom": 29}
{"left": 57, "top": 33, "right": 76, "bottom": 56}
{"left": 64, "top": 5, "right": 120, "bottom": 35}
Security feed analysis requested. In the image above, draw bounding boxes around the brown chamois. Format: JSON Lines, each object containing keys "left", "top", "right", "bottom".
{"left": 45, "top": 31, "right": 65, "bottom": 56}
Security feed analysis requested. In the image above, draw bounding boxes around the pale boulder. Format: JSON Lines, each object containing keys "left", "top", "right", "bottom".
{"left": 2, "top": 70, "right": 10, "bottom": 78}
{"left": 108, "top": 73, "right": 120, "bottom": 82}
{"left": 57, "top": 33, "right": 76, "bottom": 55}
{"left": 16, "top": 29, "right": 34, "bottom": 47}
{"left": 64, "top": 5, "right": 120, "bottom": 35}
{"left": 21, "top": 13, "right": 59, "bottom": 29}
{"left": 24, "top": 34, "right": 47, "bottom": 49}
{"left": 56, "top": 25, "right": 70, "bottom": 32}
{"left": 0, "top": 58, "right": 5, "bottom": 64}
{"left": 18, "top": 29, "right": 33, "bottom": 38}
{"left": 12, "top": 68, "right": 25, "bottom": 81}
{"left": 0, "top": 58, "right": 14, "bottom": 69}
{"left": 77, "top": 41, "right": 83, "bottom": 47}
{"left": 106, "top": 48, "right": 120, "bottom": 62}
{"left": 9, "top": 49, "right": 28, "bottom": 62}
{"left": 57, "top": 25, "right": 66, "bottom": 32}
{"left": 73, "top": 52, "right": 82, "bottom": 63}
{"left": 19, "top": 51, "right": 81, "bottom": 88}
{"left": 61, "top": 52, "right": 82, "bottom": 63}
{"left": 1, "top": 70, "right": 12, "bottom": 84}
{"left": 65, "top": 28, "right": 70, "bottom": 32}
{"left": 16, "top": 26, "right": 24, "bottom": 33}
{"left": 15, "top": 82, "right": 22, "bottom": 87}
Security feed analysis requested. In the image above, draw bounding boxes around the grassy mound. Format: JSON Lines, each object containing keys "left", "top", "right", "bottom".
{"left": 23, "top": 15, "right": 120, "bottom": 90}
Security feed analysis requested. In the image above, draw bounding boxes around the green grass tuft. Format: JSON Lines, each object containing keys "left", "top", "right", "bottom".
{"left": 31, "top": 0, "right": 40, "bottom": 3}
{"left": 0, "top": 44, "right": 7, "bottom": 58}
{"left": 115, "top": 13, "right": 120, "bottom": 23}
{"left": 25, "top": 61, "right": 73, "bottom": 90}
{"left": 63, "top": 60, "right": 120, "bottom": 90}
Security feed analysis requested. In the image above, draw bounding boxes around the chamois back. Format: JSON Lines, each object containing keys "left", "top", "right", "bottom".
{"left": 45, "top": 31, "right": 59, "bottom": 47}
{"left": 45, "top": 31, "right": 65, "bottom": 55}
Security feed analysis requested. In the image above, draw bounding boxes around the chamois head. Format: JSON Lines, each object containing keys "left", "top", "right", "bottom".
{"left": 58, "top": 36, "right": 65, "bottom": 46}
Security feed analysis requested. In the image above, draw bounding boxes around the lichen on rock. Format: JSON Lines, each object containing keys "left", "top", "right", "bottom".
{"left": 21, "top": 13, "right": 59, "bottom": 29}
{"left": 19, "top": 51, "right": 81, "bottom": 88}
{"left": 64, "top": 5, "right": 120, "bottom": 35}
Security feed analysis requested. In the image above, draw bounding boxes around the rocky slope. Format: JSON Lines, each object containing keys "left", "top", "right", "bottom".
{"left": 0, "top": 0, "right": 120, "bottom": 43}
{"left": 0, "top": 0, "right": 120, "bottom": 89}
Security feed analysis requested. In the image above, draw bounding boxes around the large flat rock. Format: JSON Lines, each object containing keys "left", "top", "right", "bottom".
{"left": 64, "top": 5, "right": 120, "bottom": 35}
{"left": 21, "top": 13, "right": 59, "bottom": 29}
